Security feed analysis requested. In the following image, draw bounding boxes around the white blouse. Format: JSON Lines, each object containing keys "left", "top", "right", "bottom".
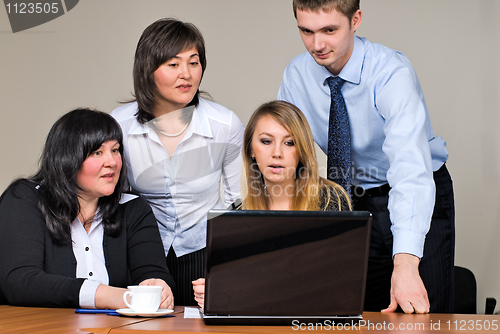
{"left": 111, "top": 98, "right": 244, "bottom": 257}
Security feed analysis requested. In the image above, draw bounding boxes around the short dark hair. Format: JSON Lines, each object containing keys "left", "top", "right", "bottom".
{"left": 133, "top": 18, "right": 207, "bottom": 124}
{"left": 293, "top": 0, "right": 360, "bottom": 21}
{"left": 31, "top": 108, "right": 127, "bottom": 243}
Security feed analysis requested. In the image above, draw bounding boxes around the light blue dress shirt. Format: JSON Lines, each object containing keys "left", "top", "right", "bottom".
{"left": 278, "top": 36, "right": 448, "bottom": 258}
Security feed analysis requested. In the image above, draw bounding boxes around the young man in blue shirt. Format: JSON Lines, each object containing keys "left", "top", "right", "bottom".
{"left": 278, "top": 0, "right": 454, "bottom": 314}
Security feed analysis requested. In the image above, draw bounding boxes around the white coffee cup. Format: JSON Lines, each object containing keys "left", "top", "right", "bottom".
{"left": 123, "top": 285, "right": 163, "bottom": 313}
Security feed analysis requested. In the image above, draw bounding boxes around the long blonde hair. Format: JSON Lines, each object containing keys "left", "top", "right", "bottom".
{"left": 242, "top": 101, "right": 351, "bottom": 211}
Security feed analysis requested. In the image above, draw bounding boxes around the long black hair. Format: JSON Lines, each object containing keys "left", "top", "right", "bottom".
{"left": 27, "top": 108, "right": 127, "bottom": 244}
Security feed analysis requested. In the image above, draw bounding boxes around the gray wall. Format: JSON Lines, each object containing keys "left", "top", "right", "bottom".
{"left": 1, "top": 0, "right": 499, "bottom": 313}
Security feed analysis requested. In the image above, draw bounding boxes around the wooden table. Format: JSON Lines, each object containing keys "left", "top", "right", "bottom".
{"left": 0, "top": 305, "right": 150, "bottom": 334}
{"left": 0, "top": 305, "right": 498, "bottom": 333}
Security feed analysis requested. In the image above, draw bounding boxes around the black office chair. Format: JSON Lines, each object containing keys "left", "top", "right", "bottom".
{"left": 453, "top": 266, "right": 497, "bottom": 315}
{"left": 454, "top": 266, "right": 477, "bottom": 314}
{"left": 485, "top": 298, "right": 497, "bottom": 315}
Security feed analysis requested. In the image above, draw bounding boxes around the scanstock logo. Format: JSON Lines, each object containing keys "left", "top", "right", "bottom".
{"left": 4, "top": 0, "right": 79, "bottom": 33}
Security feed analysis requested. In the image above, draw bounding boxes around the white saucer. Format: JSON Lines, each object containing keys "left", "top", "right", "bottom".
{"left": 116, "top": 308, "right": 174, "bottom": 317}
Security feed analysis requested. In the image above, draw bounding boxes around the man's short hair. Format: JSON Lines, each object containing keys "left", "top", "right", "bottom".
{"left": 293, "top": 0, "right": 360, "bottom": 21}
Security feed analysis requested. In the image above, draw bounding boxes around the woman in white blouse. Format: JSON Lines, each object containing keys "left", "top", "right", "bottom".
{"left": 111, "top": 18, "right": 244, "bottom": 306}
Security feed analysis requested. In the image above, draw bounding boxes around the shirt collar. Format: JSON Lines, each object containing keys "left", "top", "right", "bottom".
{"left": 338, "top": 36, "right": 363, "bottom": 85}
{"left": 127, "top": 114, "right": 149, "bottom": 136}
{"left": 73, "top": 209, "right": 103, "bottom": 234}
{"left": 125, "top": 99, "right": 213, "bottom": 139}
{"left": 187, "top": 99, "right": 213, "bottom": 139}
{"left": 321, "top": 36, "right": 364, "bottom": 87}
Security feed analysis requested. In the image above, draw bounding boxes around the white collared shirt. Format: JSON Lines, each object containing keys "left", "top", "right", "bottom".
{"left": 111, "top": 98, "right": 244, "bottom": 257}
{"left": 71, "top": 212, "right": 108, "bottom": 308}
{"left": 72, "top": 194, "right": 138, "bottom": 308}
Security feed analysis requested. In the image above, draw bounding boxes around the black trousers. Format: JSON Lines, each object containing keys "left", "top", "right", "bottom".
{"left": 166, "top": 247, "right": 205, "bottom": 306}
{"left": 352, "top": 164, "right": 455, "bottom": 313}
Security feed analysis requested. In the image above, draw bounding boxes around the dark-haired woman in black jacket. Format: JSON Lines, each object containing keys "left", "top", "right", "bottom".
{"left": 0, "top": 108, "right": 175, "bottom": 309}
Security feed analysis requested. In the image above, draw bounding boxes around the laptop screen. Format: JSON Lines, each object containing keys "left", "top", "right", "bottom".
{"left": 204, "top": 210, "right": 372, "bottom": 317}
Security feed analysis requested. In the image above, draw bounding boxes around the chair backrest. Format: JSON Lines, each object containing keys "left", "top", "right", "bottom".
{"left": 454, "top": 266, "right": 477, "bottom": 314}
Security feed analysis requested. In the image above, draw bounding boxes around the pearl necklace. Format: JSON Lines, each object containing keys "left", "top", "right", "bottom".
{"left": 155, "top": 122, "right": 189, "bottom": 137}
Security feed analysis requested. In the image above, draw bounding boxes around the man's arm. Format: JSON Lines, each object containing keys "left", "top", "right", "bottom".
{"left": 376, "top": 55, "right": 436, "bottom": 314}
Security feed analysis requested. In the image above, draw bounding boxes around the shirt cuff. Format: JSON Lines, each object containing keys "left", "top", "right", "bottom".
{"left": 392, "top": 229, "right": 426, "bottom": 259}
{"left": 79, "top": 280, "right": 101, "bottom": 309}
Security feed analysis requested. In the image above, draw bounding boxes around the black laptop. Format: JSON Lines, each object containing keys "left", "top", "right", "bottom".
{"left": 201, "top": 209, "right": 372, "bottom": 325}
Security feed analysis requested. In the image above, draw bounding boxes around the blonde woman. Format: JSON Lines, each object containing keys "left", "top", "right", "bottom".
{"left": 241, "top": 100, "right": 350, "bottom": 211}
{"left": 192, "top": 100, "right": 350, "bottom": 307}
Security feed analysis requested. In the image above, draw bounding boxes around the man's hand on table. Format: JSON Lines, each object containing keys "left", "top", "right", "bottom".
{"left": 382, "top": 253, "right": 430, "bottom": 314}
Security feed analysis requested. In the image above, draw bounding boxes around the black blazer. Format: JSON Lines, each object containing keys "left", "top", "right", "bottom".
{"left": 0, "top": 180, "right": 174, "bottom": 307}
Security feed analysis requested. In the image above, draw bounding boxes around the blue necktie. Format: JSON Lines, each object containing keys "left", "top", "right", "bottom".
{"left": 326, "top": 76, "right": 351, "bottom": 195}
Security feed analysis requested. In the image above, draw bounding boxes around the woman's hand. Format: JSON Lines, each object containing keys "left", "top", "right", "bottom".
{"left": 140, "top": 278, "right": 174, "bottom": 309}
{"left": 192, "top": 278, "right": 205, "bottom": 309}
{"left": 95, "top": 284, "right": 128, "bottom": 310}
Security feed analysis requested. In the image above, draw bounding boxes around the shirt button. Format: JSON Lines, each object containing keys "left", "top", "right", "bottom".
{"left": 85, "top": 247, "right": 89, "bottom": 251}
{"left": 89, "top": 272, "right": 93, "bottom": 276}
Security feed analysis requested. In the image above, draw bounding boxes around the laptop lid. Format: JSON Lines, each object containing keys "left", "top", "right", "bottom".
{"left": 203, "top": 210, "right": 372, "bottom": 321}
